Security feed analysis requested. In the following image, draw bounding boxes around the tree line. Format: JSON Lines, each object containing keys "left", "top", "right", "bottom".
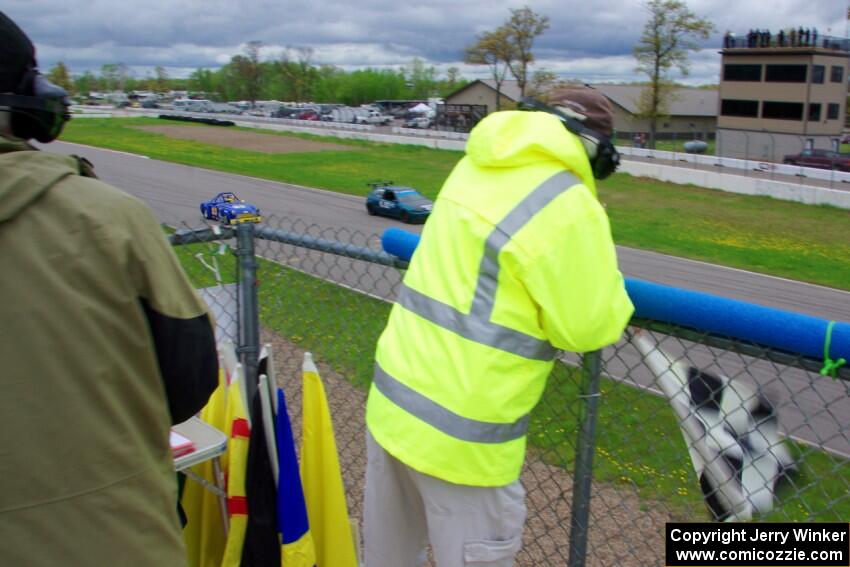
{"left": 46, "top": 48, "right": 467, "bottom": 108}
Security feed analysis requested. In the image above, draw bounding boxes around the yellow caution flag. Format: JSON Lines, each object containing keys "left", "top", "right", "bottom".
{"left": 300, "top": 353, "right": 358, "bottom": 567}
{"left": 181, "top": 369, "right": 228, "bottom": 567}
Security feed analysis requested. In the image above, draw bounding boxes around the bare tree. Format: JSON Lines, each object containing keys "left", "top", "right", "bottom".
{"left": 502, "top": 5, "right": 549, "bottom": 97}
{"left": 154, "top": 66, "right": 169, "bottom": 93}
{"left": 46, "top": 62, "right": 73, "bottom": 93}
{"left": 445, "top": 66, "right": 461, "bottom": 90}
{"left": 464, "top": 28, "right": 512, "bottom": 111}
{"left": 101, "top": 63, "right": 130, "bottom": 92}
{"left": 634, "top": 0, "right": 714, "bottom": 148}
{"left": 406, "top": 57, "right": 441, "bottom": 99}
{"left": 279, "top": 46, "right": 315, "bottom": 102}
{"left": 527, "top": 68, "right": 557, "bottom": 97}
{"left": 464, "top": 6, "right": 549, "bottom": 107}
{"left": 233, "top": 41, "right": 263, "bottom": 106}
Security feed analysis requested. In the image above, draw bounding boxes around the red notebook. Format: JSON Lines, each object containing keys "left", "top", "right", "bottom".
{"left": 170, "top": 429, "right": 195, "bottom": 458}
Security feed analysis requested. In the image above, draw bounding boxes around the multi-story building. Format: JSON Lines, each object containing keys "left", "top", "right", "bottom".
{"left": 717, "top": 34, "right": 849, "bottom": 162}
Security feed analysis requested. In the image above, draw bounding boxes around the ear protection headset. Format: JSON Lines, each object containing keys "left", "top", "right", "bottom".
{"left": 0, "top": 62, "right": 71, "bottom": 143}
{"left": 517, "top": 96, "right": 620, "bottom": 180}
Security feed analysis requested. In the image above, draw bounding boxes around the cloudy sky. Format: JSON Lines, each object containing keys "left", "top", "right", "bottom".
{"left": 4, "top": 1, "right": 848, "bottom": 86}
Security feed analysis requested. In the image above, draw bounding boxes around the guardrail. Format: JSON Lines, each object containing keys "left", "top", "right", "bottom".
{"left": 619, "top": 146, "right": 850, "bottom": 185}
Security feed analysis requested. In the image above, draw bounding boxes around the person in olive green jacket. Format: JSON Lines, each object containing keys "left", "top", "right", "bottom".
{"left": 0, "top": 12, "right": 218, "bottom": 566}
{"left": 364, "top": 88, "right": 634, "bottom": 566}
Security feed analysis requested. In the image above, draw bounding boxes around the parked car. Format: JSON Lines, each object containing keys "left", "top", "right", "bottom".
{"left": 354, "top": 110, "right": 393, "bottom": 125}
{"left": 200, "top": 192, "right": 262, "bottom": 225}
{"left": 272, "top": 107, "right": 302, "bottom": 119}
{"left": 365, "top": 182, "right": 433, "bottom": 223}
{"left": 783, "top": 149, "right": 850, "bottom": 172}
{"left": 172, "top": 98, "right": 213, "bottom": 112}
{"left": 295, "top": 109, "right": 320, "bottom": 121}
{"left": 404, "top": 116, "right": 432, "bottom": 129}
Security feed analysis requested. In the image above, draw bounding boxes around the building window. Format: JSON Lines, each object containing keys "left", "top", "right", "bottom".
{"left": 827, "top": 103, "right": 840, "bottom": 120}
{"left": 765, "top": 64, "right": 807, "bottom": 82}
{"left": 762, "top": 101, "right": 804, "bottom": 120}
{"left": 812, "top": 65, "right": 825, "bottom": 84}
{"left": 831, "top": 66, "right": 845, "bottom": 83}
{"left": 721, "top": 99, "right": 759, "bottom": 117}
{"left": 808, "top": 103, "right": 821, "bottom": 121}
{"left": 723, "top": 64, "right": 762, "bottom": 81}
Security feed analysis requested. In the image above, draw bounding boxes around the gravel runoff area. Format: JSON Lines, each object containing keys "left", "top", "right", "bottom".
{"left": 131, "top": 124, "right": 359, "bottom": 154}
{"left": 263, "top": 327, "right": 675, "bottom": 567}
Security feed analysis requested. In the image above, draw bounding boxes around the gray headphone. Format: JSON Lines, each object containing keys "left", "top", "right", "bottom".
{"left": 517, "top": 97, "right": 620, "bottom": 180}
{"left": 0, "top": 63, "right": 71, "bottom": 142}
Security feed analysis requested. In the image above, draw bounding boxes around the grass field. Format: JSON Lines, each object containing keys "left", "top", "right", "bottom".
{"left": 62, "top": 118, "right": 850, "bottom": 292}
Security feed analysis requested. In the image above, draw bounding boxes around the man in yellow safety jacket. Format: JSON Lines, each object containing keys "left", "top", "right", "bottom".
{"left": 363, "top": 87, "right": 634, "bottom": 566}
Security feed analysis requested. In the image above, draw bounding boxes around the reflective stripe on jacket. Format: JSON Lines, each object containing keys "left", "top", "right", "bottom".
{"left": 366, "top": 111, "right": 634, "bottom": 486}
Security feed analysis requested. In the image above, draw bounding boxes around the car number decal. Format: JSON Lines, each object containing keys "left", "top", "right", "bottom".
{"left": 379, "top": 200, "right": 394, "bottom": 209}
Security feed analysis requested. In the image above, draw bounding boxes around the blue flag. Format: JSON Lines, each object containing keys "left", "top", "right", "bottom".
{"left": 275, "top": 388, "right": 316, "bottom": 566}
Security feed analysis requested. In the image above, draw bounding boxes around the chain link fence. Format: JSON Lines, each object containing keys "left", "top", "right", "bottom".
{"left": 168, "top": 216, "right": 849, "bottom": 567}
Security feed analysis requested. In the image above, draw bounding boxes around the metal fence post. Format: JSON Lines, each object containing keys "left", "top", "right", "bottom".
{"left": 236, "top": 222, "right": 260, "bottom": 416}
{"left": 568, "top": 350, "right": 603, "bottom": 567}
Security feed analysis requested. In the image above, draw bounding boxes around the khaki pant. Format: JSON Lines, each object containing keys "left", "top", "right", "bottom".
{"left": 363, "top": 431, "right": 526, "bottom": 567}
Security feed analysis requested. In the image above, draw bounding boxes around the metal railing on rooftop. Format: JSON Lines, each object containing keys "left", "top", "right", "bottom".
{"left": 724, "top": 31, "right": 849, "bottom": 51}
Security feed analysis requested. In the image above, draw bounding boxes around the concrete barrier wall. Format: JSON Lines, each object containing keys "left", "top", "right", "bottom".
{"left": 619, "top": 146, "right": 850, "bottom": 185}
{"left": 620, "top": 160, "right": 850, "bottom": 210}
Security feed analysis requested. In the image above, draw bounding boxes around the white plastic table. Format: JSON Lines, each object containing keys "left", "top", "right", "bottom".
{"left": 173, "top": 417, "right": 228, "bottom": 471}
{"left": 173, "top": 416, "right": 229, "bottom": 535}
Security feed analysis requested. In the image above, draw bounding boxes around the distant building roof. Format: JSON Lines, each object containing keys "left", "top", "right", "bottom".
{"left": 444, "top": 79, "right": 523, "bottom": 102}
{"left": 444, "top": 79, "right": 719, "bottom": 118}
{"left": 587, "top": 84, "right": 718, "bottom": 117}
{"left": 478, "top": 79, "right": 523, "bottom": 101}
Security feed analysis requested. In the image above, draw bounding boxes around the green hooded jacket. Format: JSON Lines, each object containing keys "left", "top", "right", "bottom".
{"left": 0, "top": 135, "right": 217, "bottom": 566}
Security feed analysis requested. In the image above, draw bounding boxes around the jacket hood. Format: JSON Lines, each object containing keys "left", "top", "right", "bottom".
{"left": 464, "top": 111, "right": 596, "bottom": 193}
{"left": 0, "top": 135, "right": 79, "bottom": 222}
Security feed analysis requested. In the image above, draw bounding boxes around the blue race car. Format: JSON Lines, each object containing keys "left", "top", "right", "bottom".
{"left": 365, "top": 182, "right": 433, "bottom": 224}
{"left": 200, "top": 192, "right": 262, "bottom": 225}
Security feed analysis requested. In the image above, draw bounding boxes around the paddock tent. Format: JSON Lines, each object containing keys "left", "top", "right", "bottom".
{"left": 409, "top": 103, "right": 432, "bottom": 114}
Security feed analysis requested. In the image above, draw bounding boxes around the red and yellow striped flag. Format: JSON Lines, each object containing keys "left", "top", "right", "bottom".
{"left": 221, "top": 375, "right": 251, "bottom": 567}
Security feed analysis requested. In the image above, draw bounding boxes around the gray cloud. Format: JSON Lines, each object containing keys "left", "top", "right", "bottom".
{"left": 3, "top": 0, "right": 846, "bottom": 84}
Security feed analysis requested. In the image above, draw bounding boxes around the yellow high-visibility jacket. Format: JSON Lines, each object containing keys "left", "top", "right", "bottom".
{"left": 366, "top": 111, "right": 634, "bottom": 486}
